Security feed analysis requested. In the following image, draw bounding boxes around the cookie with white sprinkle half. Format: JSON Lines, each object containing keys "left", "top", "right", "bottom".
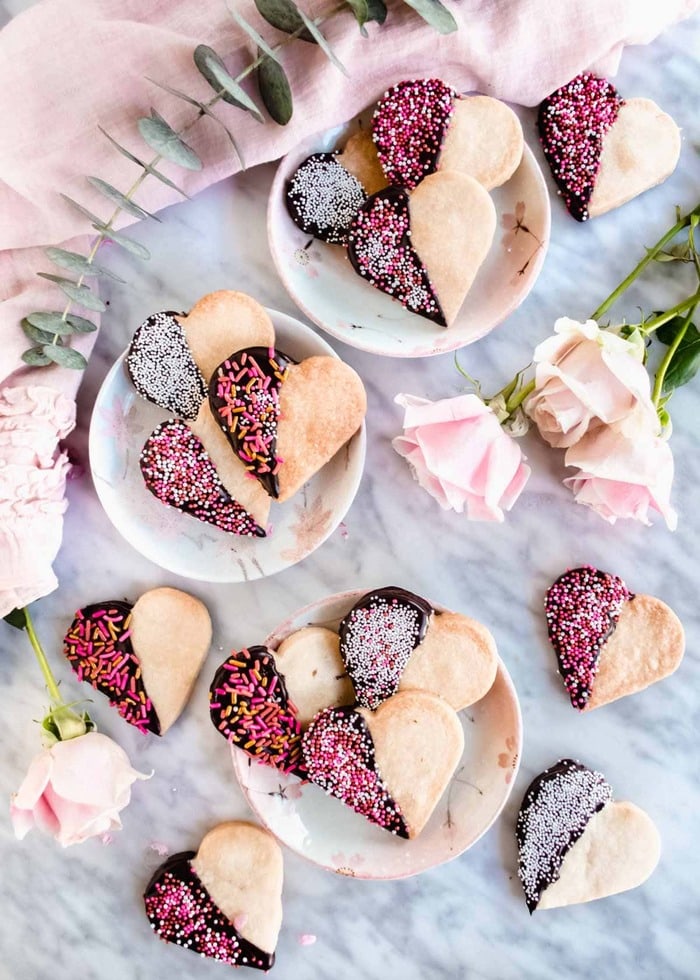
{"left": 517, "top": 759, "right": 660, "bottom": 912}
{"left": 339, "top": 586, "right": 498, "bottom": 712}
{"left": 303, "top": 690, "right": 464, "bottom": 839}
{"left": 144, "top": 822, "right": 283, "bottom": 970}
{"left": 372, "top": 78, "right": 524, "bottom": 191}
{"left": 545, "top": 566, "right": 685, "bottom": 711}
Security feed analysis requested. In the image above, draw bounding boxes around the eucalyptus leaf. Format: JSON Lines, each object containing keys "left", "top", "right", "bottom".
{"left": 27, "top": 311, "right": 97, "bottom": 334}
{"left": 21, "top": 347, "right": 53, "bottom": 367}
{"left": 22, "top": 318, "right": 57, "bottom": 344}
{"left": 253, "top": 0, "right": 315, "bottom": 42}
{"left": 344, "top": 0, "right": 369, "bottom": 30}
{"left": 87, "top": 177, "right": 159, "bottom": 221}
{"left": 92, "top": 224, "right": 151, "bottom": 260}
{"left": 45, "top": 247, "right": 125, "bottom": 283}
{"left": 146, "top": 78, "right": 245, "bottom": 166}
{"left": 98, "top": 128, "right": 191, "bottom": 198}
{"left": 297, "top": 10, "right": 348, "bottom": 74}
{"left": 37, "top": 274, "right": 107, "bottom": 312}
{"left": 60, "top": 193, "right": 105, "bottom": 227}
{"left": 138, "top": 110, "right": 203, "bottom": 171}
{"left": 194, "top": 45, "right": 264, "bottom": 122}
{"left": 365, "top": 0, "right": 387, "bottom": 23}
{"left": 227, "top": 5, "right": 281, "bottom": 61}
{"left": 401, "top": 0, "right": 458, "bottom": 34}
{"left": 42, "top": 344, "right": 88, "bottom": 370}
{"left": 258, "top": 52, "right": 293, "bottom": 125}
{"left": 3, "top": 608, "right": 27, "bottom": 630}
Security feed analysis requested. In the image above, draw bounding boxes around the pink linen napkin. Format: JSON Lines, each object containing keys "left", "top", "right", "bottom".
{"left": 0, "top": 0, "right": 696, "bottom": 615}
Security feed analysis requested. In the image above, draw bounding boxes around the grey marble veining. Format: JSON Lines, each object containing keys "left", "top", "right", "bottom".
{"left": 2, "top": 4, "right": 700, "bottom": 979}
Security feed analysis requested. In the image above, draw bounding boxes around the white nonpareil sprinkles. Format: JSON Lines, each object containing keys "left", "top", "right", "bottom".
{"left": 516, "top": 759, "right": 613, "bottom": 912}
{"left": 126, "top": 311, "right": 206, "bottom": 420}
{"left": 285, "top": 153, "right": 367, "bottom": 245}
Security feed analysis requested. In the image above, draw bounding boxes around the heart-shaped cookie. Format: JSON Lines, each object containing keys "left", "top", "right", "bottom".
{"left": 545, "top": 566, "right": 685, "bottom": 710}
{"left": 63, "top": 587, "right": 212, "bottom": 735}
{"left": 339, "top": 587, "right": 498, "bottom": 711}
{"left": 140, "top": 420, "right": 266, "bottom": 537}
{"left": 347, "top": 173, "right": 496, "bottom": 327}
{"left": 210, "top": 348, "right": 367, "bottom": 502}
{"left": 538, "top": 73, "right": 680, "bottom": 221}
{"left": 209, "top": 646, "right": 305, "bottom": 776}
{"left": 303, "top": 690, "right": 464, "bottom": 838}
{"left": 517, "top": 759, "right": 660, "bottom": 912}
{"left": 273, "top": 626, "right": 355, "bottom": 727}
{"left": 144, "top": 821, "right": 282, "bottom": 969}
{"left": 372, "top": 78, "right": 523, "bottom": 191}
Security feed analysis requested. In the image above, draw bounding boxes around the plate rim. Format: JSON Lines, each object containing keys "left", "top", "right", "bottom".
{"left": 231, "top": 587, "right": 524, "bottom": 880}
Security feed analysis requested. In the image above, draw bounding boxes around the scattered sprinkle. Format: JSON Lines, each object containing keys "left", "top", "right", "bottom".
{"left": 298, "top": 933, "right": 317, "bottom": 946}
{"left": 126, "top": 310, "right": 206, "bottom": 418}
{"left": 100, "top": 833, "right": 113, "bottom": 846}
{"left": 149, "top": 841, "right": 169, "bottom": 856}
{"left": 286, "top": 153, "right": 367, "bottom": 245}
{"left": 233, "top": 914, "right": 249, "bottom": 932}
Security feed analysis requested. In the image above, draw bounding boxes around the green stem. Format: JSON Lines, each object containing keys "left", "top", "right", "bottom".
{"left": 505, "top": 379, "right": 536, "bottom": 414}
{"left": 652, "top": 302, "right": 698, "bottom": 407}
{"left": 591, "top": 203, "right": 700, "bottom": 320}
{"left": 23, "top": 607, "right": 62, "bottom": 703}
{"left": 643, "top": 290, "right": 700, "bottom": 335}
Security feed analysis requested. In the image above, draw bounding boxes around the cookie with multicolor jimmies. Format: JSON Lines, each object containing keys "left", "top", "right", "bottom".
{"left": 339, "top": 587, "right": 498, "bottom": 711}
{"left": 538, "top": 73, "right": 680, "bottom": 221}
{"left": 517, "top": 759, "right": 660, "bottom": 911}
{"left": 144, "top": 822, "right": 283, "bottom": 970}
{"left": 303, "top": 690, "right": 464, "bottom": 839}
{"left": 63, "top": 587, "right": 212, "bottom": 735}
{"left": 209, "top": 348, "right": 367, "bottom": 502}
{"left": 347, "top": 172, "right": 496, "bottom": 327}
{"left": 545, "top": 566, "right": 685, "bottom": 711}
{"left": 372, "top": 79, "right": 524, "bottom": 191}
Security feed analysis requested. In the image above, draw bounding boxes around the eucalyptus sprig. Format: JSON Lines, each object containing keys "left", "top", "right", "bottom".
{"left": 21, "top": 0, "right": 458, "bottom": 371}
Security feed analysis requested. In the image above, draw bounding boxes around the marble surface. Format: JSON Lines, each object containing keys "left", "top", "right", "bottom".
{"left": 2, "top": 5, "right": 700, "bottom": 979}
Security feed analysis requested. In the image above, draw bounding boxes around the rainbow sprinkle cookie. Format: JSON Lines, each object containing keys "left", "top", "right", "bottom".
{"left": 209, "top": 347, "right": 292, "bottom": 499}
{"left": 537, "top": 73, "right": 623, "bottom": 221}
{"left": 285, "top": 152, "right": 367, "bottom": 245}
{"left": 64, "top": 601, "right": 160, "bottom": 735}
{"left": 209, "top": 646, "right": 305, "bottom": 776}
{"left": 545, "top": 566, "right": 632, "bottom": 710}
{"left": 126, "top": 310, "right": 206, "bottom": 419}
{"left": 302, "top": 705, "right": 409, "bottom": 837}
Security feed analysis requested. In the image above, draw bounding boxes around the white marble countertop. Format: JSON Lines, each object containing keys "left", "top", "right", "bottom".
{"left": 2, "top": 4, "right": 700, "bottom": 979}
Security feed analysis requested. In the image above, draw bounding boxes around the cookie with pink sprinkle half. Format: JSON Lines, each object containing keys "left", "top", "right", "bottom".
{"left": 372, "top": 79, "right": 524, "bottom": 191}
{"left": 537, "top": 72, "right": 680, "bottom": 221}
{"left": 144, "top": 821, "right": 282, "bottom": 970}
{"left": 63, "top": 587, "right": 212, "bottom": 735}
{"left": 545, "top": 566, "right": 685, "bottom": 711}
{"left": 302, "top": 690, "right": 464, "bottom": 839}
{"left": 517, "top": 759, "right": 660, "bottom": 912}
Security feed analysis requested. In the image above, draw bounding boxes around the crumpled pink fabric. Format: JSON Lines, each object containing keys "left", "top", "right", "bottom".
{"left": 0, "top": 385, "right": 75, "bottom": 617}
{"left": 393, "top": 393, "right": 531, "bottom": 521}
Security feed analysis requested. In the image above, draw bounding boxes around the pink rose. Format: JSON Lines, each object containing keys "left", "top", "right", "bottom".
{"left": 10, "top": 732, "right": 150, "bottom": 847}
{"left": 392, "top": 393, "right": 530, "bottom": 522}
{"left": 525, "top": 318, "right": 654, "bottom": 448}
{"left": 563, "top": 409, "right": 677, "bottom": 529}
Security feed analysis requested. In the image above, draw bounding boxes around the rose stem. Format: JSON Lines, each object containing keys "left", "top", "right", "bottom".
{"left": 22, "top": 607, "right": 62, "bottom": 703}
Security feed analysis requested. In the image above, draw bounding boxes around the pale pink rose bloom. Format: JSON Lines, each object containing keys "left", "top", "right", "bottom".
{"left": 525, "top": 318, "right": 654, "bottom": 449}
{"left": 10, "top": 732, "right": 150, "bottom": 847}
{"left": 392, "top": 394, "right": 530, "bottom": 522}
{"left": 564, "top": 409, "right": 677, "bottom": 529}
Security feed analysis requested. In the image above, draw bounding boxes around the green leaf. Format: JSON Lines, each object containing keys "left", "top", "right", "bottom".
{"left": 22, "top": 318, "right": 56, "bottom": 344}
{"left": 138, "top": 109, "right": 203, "bottom": 170}
{"left": 194, "top": 45, "right": 264, "bottom": 122}
{"left": 3, "top": 608, "right": 27, "bottom": 630}
{"left": 146, "top": 78, "right": 245, "bottom": 166}
{"left": 656, "top": 315, "right": 700, "bottom": 346}
{"left": 227, "top": 4, "right": 281, "bottom": 60}
{"left": 253, "top": 0, "right": 315, "bottom": 42}
{"left": 662, "top": 341, "right": 700, "bottom": 393}
{"left": 87, "top": 177, "right": 159, "bottom": 222}
{"left": 60, "top": 193, "right": 105, "bottom": 227}
{"left": 344, "top": 0, "right": 369, "bottom": 31}
{"left": 27, "top": 311, "right": 97, "bottom": 334}
{"left": 365, "top": 0, "right": 387, "bottom": 23}
{"left": 401, "top": 0, "right": 458, "bottom": 34}
{"left": 98, "top": 128, "right": 191, "bottom": 198}
{"left": 36, "top": 273, "right": 106, "bottom": 312}
{"left": 297, "top": 10, "right": 348, "bottom": 74}
{"left": 21, "top": 346, "right": 52, "bottom": 366}
{"left": 257, "top": 52, "right": 293, "bottom": 125}
{"left": 45, "top": 247, "right": 125, "bottom": 283}
{"left": 42, "top": 344, "right": 88, "bottom": 370}
{"left": 91, "top": 224, "right": 151, "bottom": 260}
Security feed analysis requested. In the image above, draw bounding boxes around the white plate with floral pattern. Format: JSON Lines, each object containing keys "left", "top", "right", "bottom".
{"left": 231, "top": 589, "right": 522, "bottom": 879}
{"left": 268, "top": 107, "right": 551, "bottom": 358}
{"left": 88, "top": 311, "right": 366, "bottom": 582}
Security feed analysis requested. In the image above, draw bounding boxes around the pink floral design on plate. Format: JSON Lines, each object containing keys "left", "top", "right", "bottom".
{"left": 280, "top": 495, "right": 334, "bottom": 563}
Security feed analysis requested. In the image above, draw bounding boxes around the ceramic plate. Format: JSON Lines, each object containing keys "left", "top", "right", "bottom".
{"left": 231, "top": 590, "right": 522, "bottom": 879}
{"left": 268, "top": 106, "right": 551, "bottom": 358}
{"left": 88, "top": 311, "right": 366, "bottom": 582}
